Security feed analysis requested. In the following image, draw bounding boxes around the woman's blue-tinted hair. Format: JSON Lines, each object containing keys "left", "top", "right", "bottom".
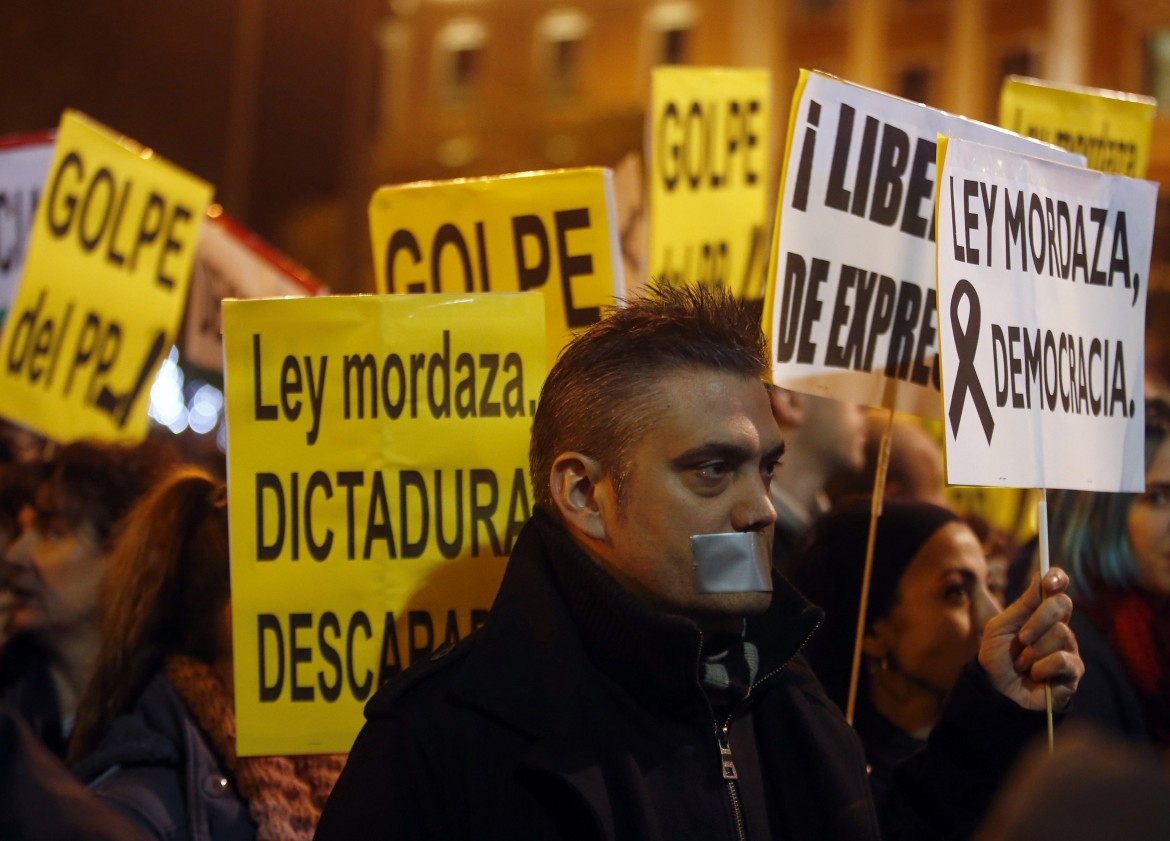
{"left": 1048, "top": 400, "right": 1170, "bottom": 598}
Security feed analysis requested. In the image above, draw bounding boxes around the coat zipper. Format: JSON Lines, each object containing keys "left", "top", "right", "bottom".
{"left": 709, "top": 614, "right": 824, "bottom": 841}
{"left": 719, "top": 721, "right": 748, "bottom": 841}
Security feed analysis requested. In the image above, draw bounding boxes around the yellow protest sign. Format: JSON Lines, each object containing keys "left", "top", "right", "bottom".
{"left": 0, "top": 111, "right": 212, "bottom": 443}
{"left": 999, "top": 76, "right": 1156, "bottom": 177}
{"left": 224, "top": 293, "right": 545, "bottom": 756}
{"left": 648, "top": 66, "right": 771, "bottom": 300}
{"left": 369, "top": 168, "right": 621, "bottom": 368}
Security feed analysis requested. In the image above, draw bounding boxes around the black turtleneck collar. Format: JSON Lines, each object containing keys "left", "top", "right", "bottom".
{"left": 523, "top": 510, "right": 824, "bottom": 719}
{"left": 447, "top": 510, "right": 825, "bottom": 743}
{"left": 531, "top": 510, "right": 709, "bottom": 719}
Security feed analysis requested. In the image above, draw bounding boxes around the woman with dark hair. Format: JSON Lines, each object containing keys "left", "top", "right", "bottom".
{"left": 0, "top": 439, "right": 175, "bottom": 757}
{"left": 1047, "top": 400, "right": 1170, "bottom": 754}
{"left": 68, "top": 468, "right": 344, "bottom": 840}
{"left": 794, "top": 498, "right": 1001, "bottom": 801}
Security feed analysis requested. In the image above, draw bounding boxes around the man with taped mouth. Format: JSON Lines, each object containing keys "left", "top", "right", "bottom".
{"left": 315, "top": 283, "right": 1083, "bottom": 841}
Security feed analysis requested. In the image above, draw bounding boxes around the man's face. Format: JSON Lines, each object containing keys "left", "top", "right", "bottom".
{"left": 589, "top": 369, "right": 783, "bottom": 628}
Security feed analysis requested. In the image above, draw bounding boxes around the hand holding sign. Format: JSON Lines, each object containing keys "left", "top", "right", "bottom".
{"left": 978, "top": 568, "right": 1082, "bottom": 712}
{"left": 938, "top": 135, "right": 1156, "bottom": 746}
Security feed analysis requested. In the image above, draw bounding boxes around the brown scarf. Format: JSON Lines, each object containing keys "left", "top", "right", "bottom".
{"left": 163, "top": 655, "right": 346, "bottom": 841}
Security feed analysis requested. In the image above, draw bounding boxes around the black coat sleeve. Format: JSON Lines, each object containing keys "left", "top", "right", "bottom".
{"left": 879, "top": 662, "right": 1053, "bottom": 841}
{"left": 314, "top": 711, "right": 448, "bottom": 841}
{"left": 0, "top": 705, "right": 156, "bottom": 841}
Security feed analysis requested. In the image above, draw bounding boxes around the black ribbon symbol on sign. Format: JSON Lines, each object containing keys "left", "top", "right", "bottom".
{"left": 948, "top": 279, "right": 995, "bottom": 444}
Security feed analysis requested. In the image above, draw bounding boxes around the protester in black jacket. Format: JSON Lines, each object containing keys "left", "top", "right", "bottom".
{"left": 317, "top": 283, "right": 1083, "bottom": 840}
{"left": 69, "top": 469, "right": 343, "bottom": 840}
{"left": 793, "top": 500, "right": 1002, "bottom": 807}
{"left": 1, "top": 440, "right": 174, "bottom": 757}
{"left": 1047, "top": 400, "right": 1170, "bottom": 755}
{"left": 320, "top": 508, "right": 1061, "bottom": 841}
{"left": 0, "top": 704, "right": 152, "bottom": 841}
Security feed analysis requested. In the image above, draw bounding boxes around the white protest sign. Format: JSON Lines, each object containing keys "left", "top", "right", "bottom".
{"left": 768, "top": 71, "right": 1085, "bottom": 417}
{"left": 184, "top": 211, "right": 323, "bottom": 372}
{"left": 611, "top": 150, "right": 644, "bottom": 300}
{"left": 0, "top": 132, "right": 55, "bottom": 326}
{"left": 936, "top": 137, "right": 1155, "bottom": 492}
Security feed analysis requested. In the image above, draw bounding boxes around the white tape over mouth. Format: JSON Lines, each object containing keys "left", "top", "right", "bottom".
{"left": 691, "top": 531, "right": 772, "bottom": 593}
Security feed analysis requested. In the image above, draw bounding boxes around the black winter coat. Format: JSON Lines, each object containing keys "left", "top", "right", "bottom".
{"left": 0, "top": 635, "right": 69, "bottom": 758}
{"left": 1, "top": 704, "right": 153, "bottom": 841}
{"left": 73, "top": 675, "right": 255, "bottom": 841}
{"left": 317, "top": 512, "right": 1047, "bottom": 841}
{"left": 1064, "top": 610, "right": 1154, "bottom": 746}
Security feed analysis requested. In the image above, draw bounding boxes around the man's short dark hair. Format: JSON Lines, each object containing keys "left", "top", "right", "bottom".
{"left": 529, "top": 282, "right": 769, "bottom": 514}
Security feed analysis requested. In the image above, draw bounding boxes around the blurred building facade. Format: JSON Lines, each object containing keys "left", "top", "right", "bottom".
{"left": 325, "top": 0, "right": 1170, "bottom": 298}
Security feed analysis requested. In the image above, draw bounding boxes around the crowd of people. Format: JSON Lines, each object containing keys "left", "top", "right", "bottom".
{"left": 0, "top": 438, "right": 343, "bottom": 839}
{"left": 1, "top": 285, "right": 1168, "bottom": 839}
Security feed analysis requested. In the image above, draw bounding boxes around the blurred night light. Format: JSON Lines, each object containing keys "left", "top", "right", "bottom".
{"left": 147, "top": 346, "right": 226, "bottom": 442}
{"left": 188, "top": 383, "right": 224, "bottom": 435}
{"left": 148, "top": 346, "right": 187, "bottom": 432}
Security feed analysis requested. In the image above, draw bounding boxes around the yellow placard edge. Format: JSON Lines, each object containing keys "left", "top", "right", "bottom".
{"left": 61, "top": 109, "right": 213, "bottom": 193}
{"left": 369, "top": 166, "right": 614, "bottom": 203}
{"left": 1002, "top": 75, "right": 1158, "bottom": 109}
{"left": 761, "top": 68, "right": 813, "bottom": 360}
{"left": 601, "top": 168, "right": 626, "bottom": 305}
{"left": 934, "top": 132, "right": 953, "bottom": 486}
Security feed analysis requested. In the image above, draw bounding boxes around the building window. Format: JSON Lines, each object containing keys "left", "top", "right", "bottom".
{"left": 374, "top": 20, "right": 401, "bottom": 136}
{"left": 660, "top": 27, "right": 689, "bottom": 65}
{"left": 1144, "top": 30, "right": 1170, "bottom": 114}
{"left": 900, "top": 66, "right": 934, "bottom": 106}
{"left": 995, "top": 48, "right": 1037, "bottom": 119}
{"left": 538, "top": 9, "right": 590, "bottom": 99}
{"left": 1000, "top": 49, "right": 1035, "bottom": 81}
{"left": 647, "top": 2, "right": 696, "bottom": 66}
{"left": 1154, "top": 195, "right": 1170, "bottom": 264}
{"left": 436, "top": 17, "right": 487, "bottom": 104}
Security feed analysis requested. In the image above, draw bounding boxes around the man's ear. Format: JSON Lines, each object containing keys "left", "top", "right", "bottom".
{"left": 769, "top": 386, "right": 805, "bottom": 428}
{"left": 549, "top": 452, "right": 610, "bottom": 541}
